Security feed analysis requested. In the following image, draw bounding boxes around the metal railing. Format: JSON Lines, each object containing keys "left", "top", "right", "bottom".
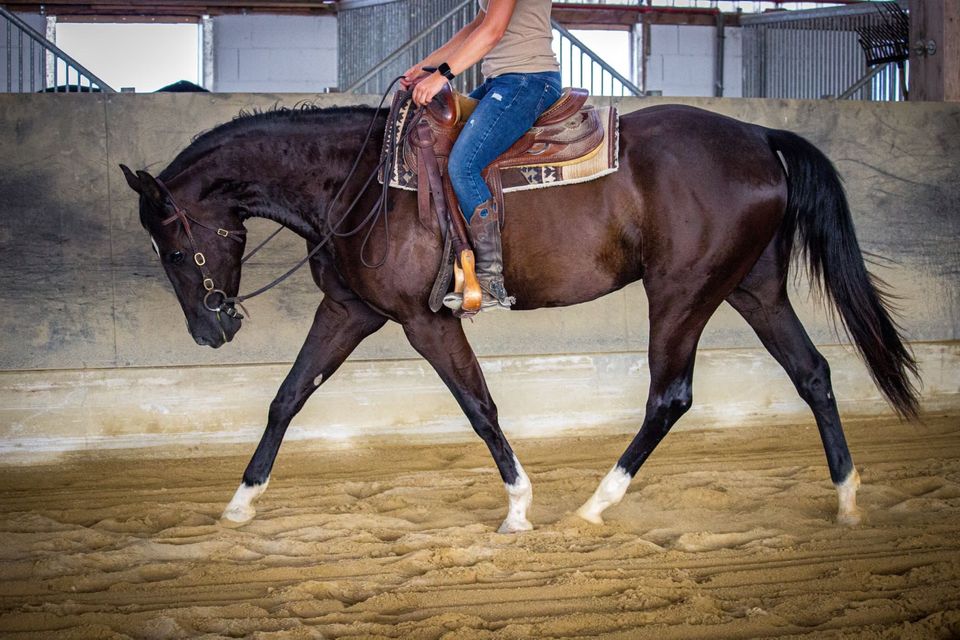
{"left": 742, "top": 3, "right": 906, "bottom": 101}
{"left": 552, "top": 20, "right": 641, "bottom": 96}
{"left": 343, "top": 0, "right": 481, "bottom": 94}
{"left": 1, "top": 6, "right": 114, "bottom": 93}
{"left": 343, "top": 0, "right": 640, "bottom": 96}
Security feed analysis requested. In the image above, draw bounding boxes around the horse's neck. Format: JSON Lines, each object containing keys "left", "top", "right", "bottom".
{"left": 227, "top": 116, "right": 382, "bottom": 243}
{"left": 236, "top": 190, "right": 323, "bottom": 243}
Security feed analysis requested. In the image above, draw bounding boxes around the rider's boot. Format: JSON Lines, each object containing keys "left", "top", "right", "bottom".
{"left": 443, "top": 199, "right": 515, "bottom": 312}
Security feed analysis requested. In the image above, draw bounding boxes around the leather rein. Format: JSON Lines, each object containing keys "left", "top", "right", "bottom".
{"left": 153, "top": 77, "right": 422, "bottom": 325}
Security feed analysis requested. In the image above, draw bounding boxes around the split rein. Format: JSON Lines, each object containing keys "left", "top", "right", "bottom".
{"left": 156, "top": 77, "right": 422, "bottom": 325}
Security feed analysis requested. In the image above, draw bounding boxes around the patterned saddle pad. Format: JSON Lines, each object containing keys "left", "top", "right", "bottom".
{"left": 379, "top": 96, "right": 619, "bottom": 194}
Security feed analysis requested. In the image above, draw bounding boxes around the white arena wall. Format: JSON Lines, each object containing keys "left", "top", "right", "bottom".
{"left": 645, "top": 24, "right": 743, "bottom": 97}
{"left": 210, "top": 14, "right": 338, "bottom": 93}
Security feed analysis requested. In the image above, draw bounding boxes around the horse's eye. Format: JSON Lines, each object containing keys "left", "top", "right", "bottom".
{"left": 167, "top": 250, "right": 185, "bottom": 264}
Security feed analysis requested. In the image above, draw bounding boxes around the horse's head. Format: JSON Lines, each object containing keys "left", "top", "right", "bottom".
{"left": 120, "top": 164, "right": 246, "bottom": 348}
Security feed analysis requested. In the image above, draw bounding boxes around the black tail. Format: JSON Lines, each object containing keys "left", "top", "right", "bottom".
{"left": 767, "top": 129, "right": 920, "bottom": 419}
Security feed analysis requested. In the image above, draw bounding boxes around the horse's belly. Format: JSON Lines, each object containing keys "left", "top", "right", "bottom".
{"left": 501, "top": 186, "right": 643, "bottom": 310}
{"left": 503, "top": 229, "right": 642, "bottom": 310}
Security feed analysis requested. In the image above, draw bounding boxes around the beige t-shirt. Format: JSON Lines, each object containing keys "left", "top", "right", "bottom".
{"left": 478, "top": 0, "right": 560, "bottom": 78}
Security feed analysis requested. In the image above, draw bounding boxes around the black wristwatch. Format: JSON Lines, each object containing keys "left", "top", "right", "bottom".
{"left": 437, "top": 62, "right": 456, "bottom": 81}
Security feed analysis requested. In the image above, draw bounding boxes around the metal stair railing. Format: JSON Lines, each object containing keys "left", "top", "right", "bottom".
{"left": 345, "top": 1, "right": 641, "bottom": 97}
{"left": 344, "top": 0, "right": 480, "bottom": 95}
{"left": 551, "top": 19, "right": 641, "bottom": 96}
{"left": 1, "top": 6, "right": 115, "bottom": 93}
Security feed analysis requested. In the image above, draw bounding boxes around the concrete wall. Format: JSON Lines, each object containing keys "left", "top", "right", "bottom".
{"left": 646, "top": 25, "right": 742, "bottom": 97}
{"left": 211, "top": 15, "right": 338, "bottom": 92}
{"left": 0, "top": 93, "right": 957, "bottom": 462}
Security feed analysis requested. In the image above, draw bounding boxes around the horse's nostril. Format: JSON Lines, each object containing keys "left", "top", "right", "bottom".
{"left": 194, "top": 334, "right": 211, "bottom": 346}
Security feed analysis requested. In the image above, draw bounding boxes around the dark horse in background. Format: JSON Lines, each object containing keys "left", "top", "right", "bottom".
{"left": 120, "top": 102, "right": 918, "bottom": 533}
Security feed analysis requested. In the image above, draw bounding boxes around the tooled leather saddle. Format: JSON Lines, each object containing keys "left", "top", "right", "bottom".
{"left": 384, "top": 84, "right": 606, "bottom": 313}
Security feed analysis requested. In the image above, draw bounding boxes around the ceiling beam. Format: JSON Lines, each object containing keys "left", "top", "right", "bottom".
{"left": 0, "top": 0, "right": 335, "bottom": 16}
{"left": 551, "top": 4, "right": 741, "bottom": 28}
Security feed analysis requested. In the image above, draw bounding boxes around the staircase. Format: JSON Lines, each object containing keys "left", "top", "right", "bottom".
{"left": 1, "top": 6, "right": 114, "bottom": 93}
{"left": 340, "top": 0, "right": 640, "bottom": 96}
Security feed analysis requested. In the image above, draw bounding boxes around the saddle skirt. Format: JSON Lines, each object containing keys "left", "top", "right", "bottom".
{"left": 380, "top": 86, "right": 619, "bottom": 195}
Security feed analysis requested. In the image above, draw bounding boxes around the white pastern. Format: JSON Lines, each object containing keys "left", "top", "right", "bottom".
{"left": 498, "top": 456, "right": 533, "bottom": 534}
{"left": 836, "top": 468, "right": 861, "bottom": 525}
{"left": 576, "top": 465, "right": 632, "bottom": 525}
{"left": 221, "top": 478, "right": 270, "bottom": 524}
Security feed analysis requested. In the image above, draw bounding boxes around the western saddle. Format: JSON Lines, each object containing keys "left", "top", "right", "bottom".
{"left": 395, "top": 83, "right": 604, "bottom": 315}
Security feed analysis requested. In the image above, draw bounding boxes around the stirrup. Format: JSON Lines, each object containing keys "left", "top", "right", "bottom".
{"left": 442, "top": 290, "right": 514, "bottom": 312}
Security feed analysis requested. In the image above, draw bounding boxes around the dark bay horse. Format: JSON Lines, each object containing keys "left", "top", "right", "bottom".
{"left": 120, "top": 103, "right": 918, "bottom": 533}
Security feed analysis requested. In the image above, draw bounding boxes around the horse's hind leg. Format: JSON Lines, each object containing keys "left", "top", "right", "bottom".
{"left": 221, "top": 295, "right": 386, "bottom": 524}
{"left": 726, "top": 244, "right": 860, "bottom": 524}
{"left": 402, "top": 314, "right": 533, "bottom": 533}
{"left": 577, "top": 288, "right": 718, "bottom": 524}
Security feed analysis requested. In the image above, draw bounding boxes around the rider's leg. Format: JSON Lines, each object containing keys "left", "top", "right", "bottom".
{"left": 445, "top": 71, "right": 562, "bottom": 310}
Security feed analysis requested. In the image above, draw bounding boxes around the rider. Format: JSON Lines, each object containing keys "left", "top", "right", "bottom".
{"left": 402, "top": 0, "right": 561, "bottom": 311}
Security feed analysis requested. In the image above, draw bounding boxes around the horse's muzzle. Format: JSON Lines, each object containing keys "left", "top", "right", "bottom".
{"left": 190, "top": 298, "right": 242, "bottom": 348}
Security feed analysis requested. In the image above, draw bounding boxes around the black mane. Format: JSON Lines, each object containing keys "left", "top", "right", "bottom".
{"left": 158, "top": 103, "right": 379, "bottom": 182}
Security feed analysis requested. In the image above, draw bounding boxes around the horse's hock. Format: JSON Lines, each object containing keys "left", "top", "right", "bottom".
{"left": 0, "top": 92, "right": 958, "bottom": 460}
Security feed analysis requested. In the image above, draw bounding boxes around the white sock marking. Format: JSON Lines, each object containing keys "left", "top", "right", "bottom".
{"left": 222, "top": 478, "right": 269, "bottom": 523}
{"left": 498, "top": 455, "right": 533, "bottom": 533}
{"left": 576, "top": 465, "right": 632, "bottom": 524}
{"left": 836, "top": 467, "right": 861, "bottom": 525}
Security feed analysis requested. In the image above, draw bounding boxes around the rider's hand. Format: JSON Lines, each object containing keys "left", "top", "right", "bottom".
{"left": 412, "top": 72, "right": 448, "bottom": 106}
{"left": 400, "top": 64, "right": 428, "bottom": 90}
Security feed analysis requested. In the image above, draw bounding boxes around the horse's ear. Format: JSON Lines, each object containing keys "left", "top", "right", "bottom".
{"left": 119, "top": 164, "right": 141, "bottom": 194}
{"left": 135, "top": 169, "right": 166, "bottom": 206}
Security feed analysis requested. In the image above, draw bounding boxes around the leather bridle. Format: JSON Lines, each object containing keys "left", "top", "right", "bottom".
{"left": 150, "top": 77, "right": 424, "bottom": 328}
{"left": 157, "top": 192, "right": 249, "bottom": 321}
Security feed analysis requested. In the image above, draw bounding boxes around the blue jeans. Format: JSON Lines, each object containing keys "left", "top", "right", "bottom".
{"left": 448, "top": 71, "right": 562, "bottom": 223}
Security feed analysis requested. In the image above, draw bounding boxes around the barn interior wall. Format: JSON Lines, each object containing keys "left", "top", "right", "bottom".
{"left": 211, "top": 14, "right": 338, "bottom": 92}
{"left": 0, "top": 93, "right": 956, "bottom": 461}
{"left": 645, "top": 25, "right": 743, "bottom": 97}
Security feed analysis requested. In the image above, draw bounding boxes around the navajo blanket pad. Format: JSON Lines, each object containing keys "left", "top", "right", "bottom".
{"left": 379, "top": 98, "right": 620, "bottom": 193}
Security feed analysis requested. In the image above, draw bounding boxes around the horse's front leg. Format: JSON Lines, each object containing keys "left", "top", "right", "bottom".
{"left": 403, "top": 314, "right": 533, "bottom": 533}
{"left": 221, "top": 295, "right": 386, "bottom": 524}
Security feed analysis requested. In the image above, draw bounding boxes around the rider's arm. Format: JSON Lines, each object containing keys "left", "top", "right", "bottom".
{"left": 401, "top": 13, "right": 484, "bottom": 87}
{"left": 411, "top": 0, "right": 516, "bottom": 104}
{"left": 442, "top": 0, "right": 515, "bottom": 75}
{"left": 424, "top": 13, "right": 485, "bottom": 69}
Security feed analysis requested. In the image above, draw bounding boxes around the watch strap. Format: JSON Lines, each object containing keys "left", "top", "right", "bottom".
{"left": 437, "top": 62, "right": 456, "bottom": 81}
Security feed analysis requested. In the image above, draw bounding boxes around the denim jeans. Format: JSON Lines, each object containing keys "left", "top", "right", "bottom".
{"left": 448, "top": 70, "right": 562, "bottom": 222}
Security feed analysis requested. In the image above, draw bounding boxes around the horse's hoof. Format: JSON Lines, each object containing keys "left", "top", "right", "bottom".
{"left": 574, "top": 507, "right": 604, "bottom": 525}
{"left": 220, "top": 505, "right": 255, "bottom": 526}
{"left": 837, "top": 509, "right": 862, "bottom": 526}
{"left": 498, "top": 518, "right": 533, "bottom": 534}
